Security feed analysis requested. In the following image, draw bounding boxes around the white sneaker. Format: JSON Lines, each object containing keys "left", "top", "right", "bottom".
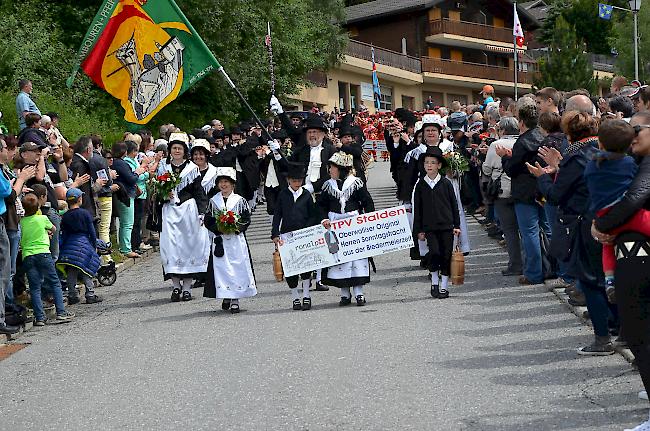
{"left": 640, "top": 390, "right": 649, "bottom": 401}
{"left": 625, "top": 412, "right": 650, "bottom": 431}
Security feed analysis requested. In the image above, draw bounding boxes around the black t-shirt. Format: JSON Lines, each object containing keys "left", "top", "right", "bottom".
{"left": 25, "top": 161, "right": 61, "bottom": 211}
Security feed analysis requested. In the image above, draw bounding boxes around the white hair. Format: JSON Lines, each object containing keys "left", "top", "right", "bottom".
{"left": 40, "top": 115, "right": 52, "bottom": 126}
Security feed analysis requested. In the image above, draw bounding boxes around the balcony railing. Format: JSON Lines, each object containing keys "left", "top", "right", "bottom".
{"left": 428, "top": 19, "right": 517, "bottom": 45}
{"left": 422, "top": 57, "right": 535, "bottom": 84}
{"left": 346, "top": 39, "right": 422, "bottom": 73}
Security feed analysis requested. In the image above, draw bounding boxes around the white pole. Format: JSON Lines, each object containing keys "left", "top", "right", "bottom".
{"left": 634, "top": 10, "right": 640, "bottom": 81}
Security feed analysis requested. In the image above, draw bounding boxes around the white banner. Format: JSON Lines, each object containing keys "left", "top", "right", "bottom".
{"left": 360, "top": 82, "right": 374, "bottom": 100}
{"left": 278, "top": 206, "right": 413, "bottom": 277}
{"left": 362, "top": 140, "right": 387, "bottom": 152}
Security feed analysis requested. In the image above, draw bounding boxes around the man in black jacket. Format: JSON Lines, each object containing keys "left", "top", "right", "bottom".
{"left": 499, "top": 100, "right": 550, "bottom": 285}
{"left": 272, "top": 162, "right": 321, "bottom": 310}
{"left": 69, "top": 136, "right": 98, "bottom": 218}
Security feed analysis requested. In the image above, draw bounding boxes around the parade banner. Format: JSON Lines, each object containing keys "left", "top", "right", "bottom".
{"left": 67, "top": 0, "right": 220, "bottom": 124}
{"left": 278, "top": 206, "right": 413, "bottom": 277}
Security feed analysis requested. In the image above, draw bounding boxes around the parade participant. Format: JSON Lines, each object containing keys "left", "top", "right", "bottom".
{"left": 335, "top": 115, "right": 367, "bottom": 184}
{"left": 412, "top": 147, "right": 461, "bottom": 298}
{"left": 318, "top": 153, "right": 375, "bottom": 306}
{"left": 57, "top": 188, "right": 102, "bottom": 304}
{"left": 234, "top": 132, "right": 264, "bottom": 210}
{"left": 157, "top": 138, "right": 209, "bottom": 302}
{"left": 191, "top": 139, "right": 219, "bottom": 197}
{"left": 203, "top": 167, "right": 256, "bottom": 314}
{"left": 271, "top": 162, "right": 320, "bottom": 310}
{"left": 261, "top": 132, "right": 289, "bottom": 224}
{"left": 385, "top": 108, "right": 417, "bottom": 186}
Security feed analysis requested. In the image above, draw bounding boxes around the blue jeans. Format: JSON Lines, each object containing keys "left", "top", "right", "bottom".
{"left": 45, "top": 208, "right": 61, "bottom": 261}
{"left": 544, "top": 204, "right": 574, "bottom": 283}
{"left": 0, "top": 220, "right": 10, "bottom": 325}
{"left": 5, "top": 228, "right": 20, "bottom": 305}
{"left": 514, "top": 202, "right": 550, "bottom": 284}
{"left": 23, "top": 253, "right": 66, "bottom": 321}
{"left": 580, "top": 280, "right": 618, "bottom": 337}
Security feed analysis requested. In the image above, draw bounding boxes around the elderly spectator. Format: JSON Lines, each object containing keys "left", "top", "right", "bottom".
{"left": 69, "top": 136, "right": 98, "bottom": 218}
{"left": 45, "top": 112, "right": 69, "bottom": 149}
{"left": 498, "top": 99, "right": 550, "bottom": 285}
{"left": 529, "top": 110, "right": 615, "bottom": 355}
{"left": 15, "top": 79, "right": 41, "bottom": 131}
{"left": 483, "top": 116, "right": 522, "bottom": 276}
{"left": 565, "top": 95, "right": 595, "bottom": 114}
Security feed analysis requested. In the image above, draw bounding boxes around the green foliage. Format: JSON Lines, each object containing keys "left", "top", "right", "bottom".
{"left": 0, "top": 0, "right": 347, "bottom": 138}
{"left": 611, "top": 6, "right": 650, "bottom": 82}
{"left": 540, "top": 0, "right": 627, "bottom": 55}
{"left": 534, "top": 16, "right": 596, "bottom": 93}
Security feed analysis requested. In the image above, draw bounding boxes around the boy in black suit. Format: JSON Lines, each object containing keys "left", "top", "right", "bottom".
{"left": 272, "top": 163, "right": 321, "bottom": 310}
{"left": 412, "top": 147, "right": 461, "bottom": 299}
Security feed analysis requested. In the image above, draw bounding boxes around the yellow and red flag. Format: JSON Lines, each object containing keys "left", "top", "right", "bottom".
{"left": 67, "top": 0, "right": 220, "bottom": 124}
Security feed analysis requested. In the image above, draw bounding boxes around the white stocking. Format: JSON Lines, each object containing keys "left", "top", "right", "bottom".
{"left": 441, "top": 275, "right": 450, "bottom": 290}
{"left": 353, "top": 286, "right": 363, "bottom": 297}
{"left": 341, "top": 287, "right": 351, "bottom": 299}
{"left": 181, "top": 278, "right": 192, "bottom": 292}
{"left": 430, "top": 271, "right": 439, "bottom": 285}
{"left": 172, "top": 276, "right": 182, "bottom": 289}
{"left": 302, "top": 279, "right": 311, "bottom": 298}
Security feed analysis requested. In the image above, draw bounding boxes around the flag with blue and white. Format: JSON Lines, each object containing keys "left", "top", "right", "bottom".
{"left": 598, "top": 3, "right": 614, "bottom": 20}
{"left": 371, "top": 46, "right": 381, "bottom": 110}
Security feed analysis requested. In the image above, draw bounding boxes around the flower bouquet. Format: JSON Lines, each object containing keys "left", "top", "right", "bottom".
{"left": 214, "top": 208, "right": 242, "bottom": 234}
{"left": 443, "top": 151, "right": 470, "bottom": 175}
{"left": 151, "top": 171, "right": 181, "bottom": 202}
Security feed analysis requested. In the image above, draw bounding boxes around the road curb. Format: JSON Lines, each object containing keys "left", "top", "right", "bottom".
{"left": 472, "top": 214, "right": 635, "bottom": 365}
{"left": 0, "top": 247, "right": 158, "bottom": 348}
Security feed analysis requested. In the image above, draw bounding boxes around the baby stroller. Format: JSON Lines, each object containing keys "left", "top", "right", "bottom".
{"left": 96, "top": 239, "right": 117, "bottom": 286}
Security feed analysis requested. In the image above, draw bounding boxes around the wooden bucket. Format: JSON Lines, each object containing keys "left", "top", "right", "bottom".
{"left": 451, "top": 246, "right": 465, "bottom": 285}
{"left": 273, "top": 250, "right": 284, "bottom": 282}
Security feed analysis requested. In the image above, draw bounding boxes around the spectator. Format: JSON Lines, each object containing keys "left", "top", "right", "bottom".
{"left": 632, "top": 86, "right": 650, "bottom": 113}
{"left": 124, "top": 140, "right": 152, "bottom": 254}
{"left": 20, "top": 193, "right": 75, "bottom": 326}
{"left": 610, "top": 75, "right": 628, "bottom": 95}
{"left": 88, "top": 135, "right": 116, "bottom": 263}
{"left": 565, "top": 95, "right": 595, "bottom": 115}
{"left": 17, "top": 113, "right": 50, "bottom": 148}
{"left": 69, "top": 136, "right": 97, "bottom": 218}
{"left": 0, "top": 139, "right": 19, "bottom": 334}
{"left": 111, "top": 141, "right": 149, "bottom": 258}
{"left": 499, "top": 99, "right": 550, "bottom": 285}
{"left": 15, "top": 79, "right": 41, "bottom": 131}
{"left": 483, "top": 116, "right": 522, "bottom": 276}
{"left": 535, "top": 87, "right": 561, "bottom": 115}
{"left": 529, "top": 110, "right": 615, "bottom": 355}
{"left": 608, "top": 94, "right": 635, "bottom": 119}
{"left": 45, "top": 112, "right": 69, "bottom": 149}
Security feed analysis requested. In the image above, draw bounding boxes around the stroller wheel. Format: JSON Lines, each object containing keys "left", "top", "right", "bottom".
{"left": 97, "top": 266, "right": 117, "bottom": 286}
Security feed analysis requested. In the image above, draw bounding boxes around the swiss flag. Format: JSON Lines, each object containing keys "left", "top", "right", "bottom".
{"left": 513, "top": 5, "right": 525, "bottom": 48}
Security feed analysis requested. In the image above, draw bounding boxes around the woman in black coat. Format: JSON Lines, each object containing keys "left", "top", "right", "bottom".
{"left": 528, "top": 111, "right": 616, "bottom": 356}
{"left": 593, "top": 112, "right": 650, "bottom": 428}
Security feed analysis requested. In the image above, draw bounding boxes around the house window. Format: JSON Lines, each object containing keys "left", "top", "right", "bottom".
{"left": 379, "top": 86, "right": 393, "bottom": 111}
{"left": 447, "top": 93, "right": 468, "bottom": 106}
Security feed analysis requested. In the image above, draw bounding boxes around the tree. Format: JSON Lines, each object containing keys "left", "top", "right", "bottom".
{"left": 534, "top": 16, "right": 596, "bottom": 93}
{"left": 610, "top": 4, "right": 650, "bottom": 82}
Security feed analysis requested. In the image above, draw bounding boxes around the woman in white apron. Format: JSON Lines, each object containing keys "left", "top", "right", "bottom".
{"left": 203, "top": 167, "right": 256, "bottom": 314}
{"left": 318, "top": 152, "right": 375, "bottom": 306}
{"left": 190, "top": 139, "right": 218, "bottom": 289}
{"left": 158, "top": 138, "right": 209, "bottom": 302}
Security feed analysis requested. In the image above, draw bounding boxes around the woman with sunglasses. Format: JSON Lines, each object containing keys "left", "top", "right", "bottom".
{"left": 592, "top": 112, "right": 650, "bottom": 431}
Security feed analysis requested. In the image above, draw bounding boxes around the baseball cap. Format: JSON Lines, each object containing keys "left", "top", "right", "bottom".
{"left": 19, "top": 141, "right": 43, "bottom": 153}
{"left": 66, "top": 188, "right": 84, "bottom": 201}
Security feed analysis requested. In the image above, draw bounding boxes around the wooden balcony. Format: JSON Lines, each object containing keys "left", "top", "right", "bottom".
{"left": 428, "top": 19, "right": 518, "bottom": 46}
{"left": 346, "top": 39, "right": 422, "bottom": 73}
{"left": 421, "top": 57, "right": 535, "bottom": 85}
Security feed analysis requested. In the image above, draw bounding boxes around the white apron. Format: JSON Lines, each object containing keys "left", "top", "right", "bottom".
{"left": 209, "top": 193, "right": 257, "bottom": 299}
{"left": 159, "top": 161, "right": 209, "bottom": 275}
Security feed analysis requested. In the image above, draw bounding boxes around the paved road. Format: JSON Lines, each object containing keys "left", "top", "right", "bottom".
{"left": 2, "top": 163, "right": 647, "bottom": 430}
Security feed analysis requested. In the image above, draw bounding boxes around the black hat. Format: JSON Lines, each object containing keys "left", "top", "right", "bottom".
{"left": 240, "top": 122, "right": 252, "bottom": 132}
{"left": 212, "top": 129, "right": 225, "bottom": 140}
{"left": 289, "top": 111, "right": 304, "bottom": 119}
{"left": 338, "top": 115, "right": 354, "bottom": 138}
{"left": 271, "top": 129, "right": 288, "bottom": 140}
{"left": 395, "top": 108, "right": 417, "bottom": 128}
{"left": 206, "top": 136, "right": 216, "bottom": 145}
{"left": 230, "top": 127, "right": 243, "bottom": 136}
{"left": 286, "top": 162, "right": 306, "bottom": 179}
{"left": 421, "top": 146, "right": 446, "bottom": 167}
{"left": 304, "top": 114, "right": 328, "bottom": 132}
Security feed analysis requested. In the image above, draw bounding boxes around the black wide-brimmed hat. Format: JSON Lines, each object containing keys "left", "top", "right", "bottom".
{"left": 271, "top": 129, "right": 288, "bottom": 141}
{"left": 304, "top": 114, "right": 328, "bottom": 132}
{"left": 395, "top": 108, "right": 417, "bottom": 128}
{"left": 422, "top": 146, "right": 447, "bottom": 167}
{"left": 287, "top": 162, "right": 306, "bottom": 179}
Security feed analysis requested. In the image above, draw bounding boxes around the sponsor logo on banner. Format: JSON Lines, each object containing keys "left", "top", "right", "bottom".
{"left": 279, "top": 206, "right": 414, "bottom": 277}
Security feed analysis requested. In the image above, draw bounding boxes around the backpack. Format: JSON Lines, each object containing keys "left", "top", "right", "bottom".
{"left": 5, "top": 303, "right": 29, "bottom": 326}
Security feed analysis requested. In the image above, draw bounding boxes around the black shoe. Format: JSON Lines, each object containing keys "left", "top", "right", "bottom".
{"left": 302, "top": 297, "right": 312, "bottom": 311}
{"left": 431, "top": 285, "right": 440, "bottom": 298}
{"left": 438, "top": 289, "right": 450, "bottom": 299}
{"left": 355, "top": 294, "right": 366, "bottom": 306}
{"left": 568, "top": 297, "right": 587, "bottom": 307}
{"left": 181, "top": 291, "right": 192, "bottom": 302}
{"left": 85, "top": 295, "right": 103, "bottom": 304}
{"left": 67, "top": 296, "right": 81, "bottom": 305}
{"left": 293, "top": 299, "right": 302, "bottom": 310}
{"left": 171, "top": 288, "right": 181, "bottom": 302}
{"left": 230, "top": 303, "right": 240, "bottom": 314}
{"left": 221, "top": 299, "right": 231, "bottom": 310}
{"left": 339, "top": 297, "right": 352, "bottom": 306}
{"left": 0, "top": 323, "right": 20, "bottom": 335}
{"left": 501, "top": 269, "right": 523, "bottom": 276}
{"left": 314, "top": 282, "right": 329, "bottom": 291}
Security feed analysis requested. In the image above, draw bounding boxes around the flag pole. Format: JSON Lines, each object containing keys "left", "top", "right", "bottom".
{"left": 266, "top": 22, "right": 276, "bottom": 96}
{"left": 514, "top": 1, "right": 519, "bottom": 100}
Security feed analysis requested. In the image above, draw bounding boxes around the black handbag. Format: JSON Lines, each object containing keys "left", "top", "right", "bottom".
{"left": 549, "top": 213, "right": 581, "bottom": 262}
{"left": 145, "top": 200, "right": 163, "bottom": 232}
{"left": 486, "top": 174, "right": 503, "bottom": 200}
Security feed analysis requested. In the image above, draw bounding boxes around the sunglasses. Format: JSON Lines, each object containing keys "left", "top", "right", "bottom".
{"left": 634, "top": 124, "right": 650, "bottom": 135}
